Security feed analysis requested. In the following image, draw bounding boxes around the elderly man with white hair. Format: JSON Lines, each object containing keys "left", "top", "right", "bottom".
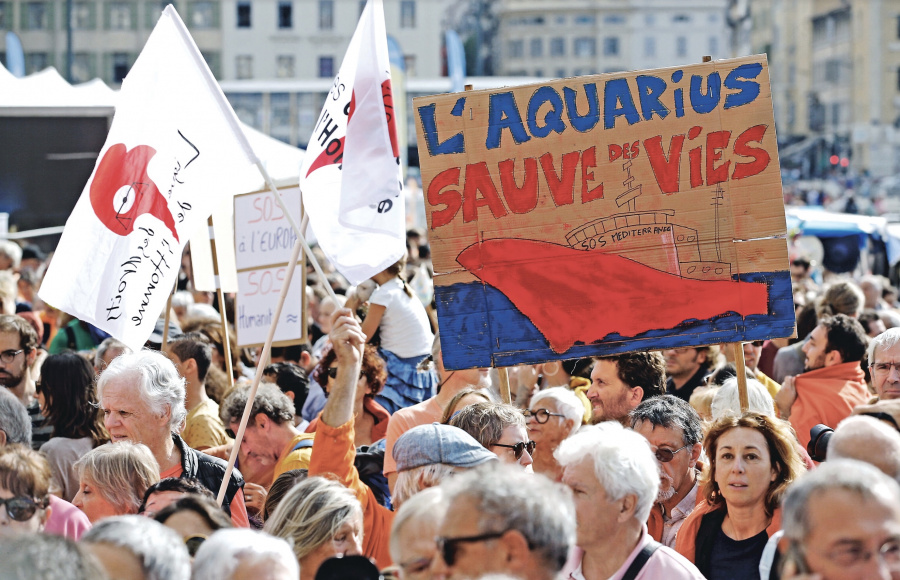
{"left": 98, "top": 349, "right": 248, "bottom": 526}
{"left": 192, "top": 529, "right": 298, "bottom": 580}
{"left": 556, "top": 422, "right": 704, "bottom": 580}
{"left": 828, "top": 415, "right": 900, "bottom": 481}
{"left": 526, "top": 386, "right": 583, "bottom": 479}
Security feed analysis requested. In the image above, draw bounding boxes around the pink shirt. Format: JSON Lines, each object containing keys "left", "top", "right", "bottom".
{"left": 44, "top": 495, "right": 91, "bottom": 541}
{"left": 565, "top": 526, "right": 705, "bottom": 580}
{"left": 383, "top": 397, "right": 443, "bottom": 476}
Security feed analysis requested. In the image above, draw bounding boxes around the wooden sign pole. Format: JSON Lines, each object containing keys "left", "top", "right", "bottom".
{"left": 498, "top": 368, "right": 512, "bottom": 405}
{"left": 161, "top": 279, "right": 177, "bottom": 352}
{"left": 732, "top": 342, "right": 750, "bottom": 413}
{"left": 208, "top": 215, "right": 235, "bottom": 391}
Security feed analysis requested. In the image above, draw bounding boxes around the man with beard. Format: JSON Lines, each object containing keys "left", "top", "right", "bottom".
{"left": 0, "top": 314, "right": 50, "bottom": 449}
{"left": 774, "top": 314, "right": 869, "bottom": 449}
{"left": 587, "top": 352, "right": 665, "bottom": 425}
{"left": 383, "top": 333, "right": 493, "bottom": 492}
{"left": 631, "top": 395, "right": 703, "bottom": 548}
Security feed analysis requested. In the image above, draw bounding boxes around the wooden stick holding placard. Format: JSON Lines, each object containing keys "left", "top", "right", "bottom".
{"left": 162, "top": 279, "right": 177, "bottom": 352}
{"left": 732, "top": 343, "right": 750, "bottom": 413}
{"left": 498, "top": 368, "right": 512, "bottom": 405}
{"left": 217, "top": 236, "right": 304, "bottom": 505}
{"left": 300, "top": 201, "right": 308, "bottom": 343}
{"left": 208, "top": 215, "right": 235, "bottom": 391}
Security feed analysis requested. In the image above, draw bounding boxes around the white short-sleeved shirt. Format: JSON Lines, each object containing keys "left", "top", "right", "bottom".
{"left": 369, "top": 278, "right": 433, "bottom": 358}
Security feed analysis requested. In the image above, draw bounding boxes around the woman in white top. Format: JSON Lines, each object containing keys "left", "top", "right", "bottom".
{"left": 347, "top": 257, "right": 437, "bottom": 414}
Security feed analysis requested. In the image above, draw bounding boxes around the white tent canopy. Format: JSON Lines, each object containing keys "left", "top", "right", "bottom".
{"left": 0, "top": 62, "right": 306, "bottom": 291}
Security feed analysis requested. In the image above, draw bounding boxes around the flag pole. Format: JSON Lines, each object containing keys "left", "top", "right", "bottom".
{"left": 208, "top": 215, "right": 236, "bottom": 390}
{"left": 255, "top": 164, "right": 338, "bottom": 303}
{"left": 216, "top": 235, "right": 303, "bottom": 504}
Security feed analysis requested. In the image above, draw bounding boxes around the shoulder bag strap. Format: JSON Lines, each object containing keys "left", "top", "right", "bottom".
{"left": 621, "top": 540, "right": 663, "bottom": 580}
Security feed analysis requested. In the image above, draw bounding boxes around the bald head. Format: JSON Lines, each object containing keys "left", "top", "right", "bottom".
{"left": 829, "top": 415, "right": 900, "bottom": 481}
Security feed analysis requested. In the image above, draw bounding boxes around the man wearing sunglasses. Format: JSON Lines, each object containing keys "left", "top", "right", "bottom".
{"left": 431, "top": 463, "right": 575, "bottom": 580}
{"left": 557, "top": 422, "right": 704, "bottom": 580}
{"left": 630, "top": 395, "right": 703, "bottom": 548}
{"left": 0, "top": 314, "right": 50, "bottom": 450}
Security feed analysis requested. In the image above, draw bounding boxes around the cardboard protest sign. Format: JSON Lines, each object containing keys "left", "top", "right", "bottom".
{"left": 234, "top": 187, "right": 304, "bottom": 348}
{"left": 414, "top": 55, "right": 794, "bottom": 370}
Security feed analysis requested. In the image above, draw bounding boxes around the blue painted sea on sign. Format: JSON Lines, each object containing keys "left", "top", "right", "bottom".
{"left": 435, "top": 270, "right": 795, "bottom": 370}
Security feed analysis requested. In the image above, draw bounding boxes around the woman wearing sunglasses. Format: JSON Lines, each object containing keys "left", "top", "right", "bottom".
{"left": 307, "top": 345, "right": 391, "bottom": 447}
{"left": 0, "top": 444, "right": 52, "bottom": 535}
{"left": 450, "top": 401, "right": 535, "bottom": 468}
{"left": 525, "top": 387, "right": 584, "bottom": 480}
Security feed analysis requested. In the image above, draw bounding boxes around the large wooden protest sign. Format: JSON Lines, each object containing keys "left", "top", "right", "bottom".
{"left": 234, "top": 187, "right": 305, "bottom": 348}
{"left": 414, "top": 55, "right": 794, "bottom": 370}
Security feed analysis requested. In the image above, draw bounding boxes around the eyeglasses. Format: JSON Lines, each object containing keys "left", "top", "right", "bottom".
{"left": 823, "top": 537, "right": 900, "bottom": 569}
{"left": 327, "top": 367, "right": 339, "bottom": 379}
{"left": 0, "top": 349, "right": 24, "bottom": 364}
{"left": 436, "top": 531, "right": 508, "bottom": 566}
{"left": 871, "top": 362, "right": 900, "bottom": 375}
{"left": 184, "top": 535, "right": 207, "bottom": 557}
{"left": 0, "top": 496, "right": 43, "bottom": 522}
{"left": 652, "top": 444, "right": 690, "bottom": 463}
{"left": 493, "top": 440, "right": 536, "bottom": 460}
{"left": 524, "top": 408, "right": 565, "bottom": 424}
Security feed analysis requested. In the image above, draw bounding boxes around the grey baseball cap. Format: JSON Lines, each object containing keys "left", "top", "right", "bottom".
{"left": 394, "top": 423, "right": 498, "bottom": 472}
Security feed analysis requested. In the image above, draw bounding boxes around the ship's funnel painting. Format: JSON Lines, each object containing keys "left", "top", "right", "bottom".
{"left": 414, "top": 55, "right": 795, "bottom": 370}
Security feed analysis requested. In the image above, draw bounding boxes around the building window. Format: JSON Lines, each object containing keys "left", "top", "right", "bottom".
{"left": 643, "top": 37, "right": 655, "bottom": 57}
{"left": 507, "top": 39, "right": 524, "bottom": 59}
{"left": 555, "top": 67, "right": 565, "bottom": 78}
{"left": 534, "top": 68, "right": 543, "bottom": 76}
{"left": 404, "top": 54, "right": 416, "bottom": 76}
{"left": 0, "top": 2, "right": 8, "bottom": 28}
{"left": 318, "top": 56, "right": 334, "bottom": 78}
{"left": 676, "top": 36, "right": 687, "bottom": 57}
{"left": 673, "top": 14, "right": 690, "bottom": 23}
{"left": 72, "top": 1, "right": 95, "bottom": 29}
{"left": 574, "top": 37, "right": 596, "bottom": 57}
{"left": 25, "top": 2, "right": 49, "bottom": 30}
{"left": 708, "top": 36, "right": 718, "bottom": 56}
{"left": 277, "top": 1, "right": 291, "bottom": 28}
{"left": 645, "top": 14, "right": 655, "bottom": 26}
{"left": 831, "top": 102, "right": 840, "bottom": 125}
{"left": 530, "top": 37, "right": 543, "bottom": 57}
{"left": 555, "top": 15, "right": 565, "bottom": 25}
{"left": 25, "top": 52, "right": 48, "bottom": 73}
{"left": 603, "top": 14, "right": 624, "bottom": 25}
{"left": 201, "top": 50, "right": 221, "bottom": 78}
{"left": 236, "top": 1, "right": 250, "bottom": 28}
{"left": 318, "top": 0, "right": 333, "bottom": 30}
{"left": 112, "top": 52, "right": 130, "bottom": 83}
{"left": 236, "top": 54, "right": 253, "bottom": 79}
{"left": 602, "top": 37, "right": 619, "bottom": 56}
{"left": 400, "top": 0, "right": 414, "bottom": 28}
{"left": 189, "top": 1, "right": 216, "bottom": 28}
{"left": 71, "top": 52, "right": 94, "bottom": 82}
{"left": 574, "top": 14, "right": 595, "bottom": 25}
{"left": 107, "top": 2, "right": 133, "bottom": 30}
{"left": 276, "top": 55, "right": 294, "bottom": 78}
{"left": 550, "top": 37, "right": 565, "bottom": 57}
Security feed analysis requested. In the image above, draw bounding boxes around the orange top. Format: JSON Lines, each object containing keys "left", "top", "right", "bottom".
{"left": 310, "top": 418, "right": 394, "bottom": 569}
{"left": 791, "top": 362, "right": 868, "bottom": 451}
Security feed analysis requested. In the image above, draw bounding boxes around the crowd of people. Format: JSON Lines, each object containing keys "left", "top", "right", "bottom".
{"left": 2, "top": 233, "right": 900, "bottom": 580}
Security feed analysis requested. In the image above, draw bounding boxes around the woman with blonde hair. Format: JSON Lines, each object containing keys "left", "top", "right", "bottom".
{"left": 675, "top": 413, "right": 805, "bottom": 579}
{"left": 73, "top": 441, "right": 160, "bottom": 523}
{"left": 264, "top": 476, "right": 364, "bottom": 580}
